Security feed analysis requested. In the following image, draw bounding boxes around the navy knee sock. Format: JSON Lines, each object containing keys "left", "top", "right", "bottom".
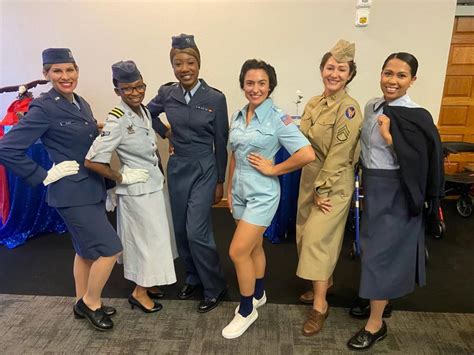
{"left": 238, "top": 295, "right": 253, "bottom": 317}
{"left": 254, "top": 278, "right": 265, "bottom": 300}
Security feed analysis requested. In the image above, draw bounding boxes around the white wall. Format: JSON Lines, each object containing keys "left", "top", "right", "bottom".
{"left": 1, "top": 0, "right": 456, "bottom": 121}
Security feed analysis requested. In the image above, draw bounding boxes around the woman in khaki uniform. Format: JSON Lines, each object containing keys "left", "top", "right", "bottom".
{"left": 296, "top": 39, "right": 362, "bottom": 336}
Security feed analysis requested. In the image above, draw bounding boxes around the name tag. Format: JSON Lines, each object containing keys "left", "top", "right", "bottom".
{"left": 195, "top": 105, "right": 213, "bottom": 113}
{"left": 59, "top": 121, "right": 75, "bottom": 126}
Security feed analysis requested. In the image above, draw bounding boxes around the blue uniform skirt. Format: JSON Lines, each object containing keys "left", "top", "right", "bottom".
{"left": 57, "top": 202, "right": 122, "bottom": 260}
{"left": 359, "top": 168, "right": 426, "bottom": 300}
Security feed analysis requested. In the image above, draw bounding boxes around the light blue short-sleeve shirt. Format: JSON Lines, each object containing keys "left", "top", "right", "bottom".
{"left": 360, "top": 94, "right": 420, "bottom": 169}
{"left": 229, "top": 98, "right": 309, "bottom": 226}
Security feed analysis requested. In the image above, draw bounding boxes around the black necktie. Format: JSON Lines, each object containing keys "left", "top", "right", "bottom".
{"left": 185, "top": 91, "right": 192, "bottom": 103}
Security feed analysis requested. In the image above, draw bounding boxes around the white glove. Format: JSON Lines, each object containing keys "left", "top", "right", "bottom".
{"left": 105, "top": 189, "right": 117, "bottom": 212}
{"left": 120, "top": 165, "right": 149, "bottom": 185}
{"left": 43, "top": 160, "right": 79, "bottom": 186}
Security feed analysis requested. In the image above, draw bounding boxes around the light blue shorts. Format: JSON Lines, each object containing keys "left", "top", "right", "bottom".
{"left": 231, "top": 173, "right": 280, "bottom": 227}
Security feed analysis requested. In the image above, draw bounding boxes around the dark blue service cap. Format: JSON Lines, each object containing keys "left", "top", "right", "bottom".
{"left": 171, "top": 34, "right": 197, "bottom": 49}
{"left": 111, "top": 60, "right": 141, "bottom": 83}
{"left": 42, "top": 48, "right": 75, "bottom": 65}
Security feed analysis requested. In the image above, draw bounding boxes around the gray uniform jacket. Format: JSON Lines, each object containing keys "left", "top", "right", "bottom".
{"left": 0, "top": 88, "right": 105, "bottom": 207}
{"left": 147, "top": 79, "right": 228, "bottom": 183}
{"left": 86, "top": 101, "right": 164, "bottom": 196}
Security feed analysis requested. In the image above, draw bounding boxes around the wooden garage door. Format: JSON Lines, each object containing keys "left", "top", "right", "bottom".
{"left": 438, "top": 16, "right": 474, "bottom": 173}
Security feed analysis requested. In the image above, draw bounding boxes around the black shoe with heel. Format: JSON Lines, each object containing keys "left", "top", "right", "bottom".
{"left": 147, "top": 288, "right": 165, "bottom": 299}
{"left": 349, "top": 298, "right": 392, "bottom": 319}
{"left": 347, "top": 321, "right": 388, "bottom": 350}
{"left": 73, "top": 304, "right": 116, "bottom": 319}
{"left": 128, "top": 295, "right": 162, "bottom": 313}
{"left": 197, "top": 287, "right": 227, "bottom": 313}
{"left": 74, "top": 298, "right": 113, "bottom": 331}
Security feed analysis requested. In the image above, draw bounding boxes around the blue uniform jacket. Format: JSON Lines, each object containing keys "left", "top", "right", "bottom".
{"left": 0, "top": 88, "right": 105, "bottom": 208}
{"left": 147, "top": 79, "right": 229, "bottom": 183}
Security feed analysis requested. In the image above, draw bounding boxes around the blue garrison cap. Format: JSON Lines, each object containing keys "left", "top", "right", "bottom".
{"left": 111, "top": 60, "right": 141, "bottom": 83}
{"left": 42, "top": 48, "right": 75, "bottom": 65}
{"left": 171, "top": 34, "right": 197, "bottom": 49}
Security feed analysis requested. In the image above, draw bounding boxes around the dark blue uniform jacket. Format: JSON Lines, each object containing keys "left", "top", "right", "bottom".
{"left": 0, "top": 88, "right": 105, "bottom": 208}
{"left": 147, "top": 79, "right": 229, "bottom": 183}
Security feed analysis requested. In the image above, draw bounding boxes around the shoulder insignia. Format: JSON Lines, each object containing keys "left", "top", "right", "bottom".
{"left": 163, "top": 81, "right": 177, "bottom": 87}
{"left": 280, "top": 114, "right": 293, "bottom": 126}
{"left": 336, "top": 124, "right": 350, "bottom": 142}
{"left": 109, "top": 107, "right": 125, "bottom": 119}
{"left": 345, "top": 106, "right": 356, "bottom": 119}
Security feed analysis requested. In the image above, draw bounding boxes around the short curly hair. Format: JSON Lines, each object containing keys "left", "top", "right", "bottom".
{"left": 239, "top": 59, "right": 277, "bottom": 94}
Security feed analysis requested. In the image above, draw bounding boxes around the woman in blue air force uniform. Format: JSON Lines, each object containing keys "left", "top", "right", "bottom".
{"left": 0, "top": 48, "right": 122, "bottom": 331}
{"left": 147, "top": 34, "right": 228, "bottom": 313}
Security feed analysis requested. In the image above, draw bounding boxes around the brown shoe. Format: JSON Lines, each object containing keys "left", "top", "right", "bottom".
{"left": 302, "top": 307, "right": 329, "bottom": 336}
{"left": 299, "top": 290, "right": 314, "bottom": 304}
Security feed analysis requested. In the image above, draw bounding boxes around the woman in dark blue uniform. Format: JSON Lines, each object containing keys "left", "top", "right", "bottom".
{"left": 148, "top": 34, "right": 228, "bottom": 313}
{"left": 0, "top": 48, "right": 122, "bottom": 331}
{"left": 347, "top": 52, "right": 443, "bottom": 350}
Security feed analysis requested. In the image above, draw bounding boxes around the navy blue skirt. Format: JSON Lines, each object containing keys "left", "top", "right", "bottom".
{"left": 359, "top": 168, "right": 425, "bottom": 300}
{"left": 57, "top": 202, "right": 122, "bottom": 260}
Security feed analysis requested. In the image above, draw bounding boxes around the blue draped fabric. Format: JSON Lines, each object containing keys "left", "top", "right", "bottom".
{"left": 0, "top": 142, "right": 67, "bottom": 248}
{"left": 264, "top": 147, "right": 302, "bottom": 244}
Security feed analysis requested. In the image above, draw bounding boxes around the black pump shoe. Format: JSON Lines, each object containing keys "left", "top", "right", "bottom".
{"left": 128, "top": 295, "right": 163, "bottom": 313}
{"left": 147, "top": 288, "right": 165, "bottom": 299}
{"left": 347, "top": 321, "right": 388, "bottom": 350}
{"left": 349, "top": 298, "right": 392, "bottom": 319}
{"left": 74, "top": 298, "right": 113, "bottom": 331}
{"left": 73, "top": 304, "right": 117, "bottom": 319}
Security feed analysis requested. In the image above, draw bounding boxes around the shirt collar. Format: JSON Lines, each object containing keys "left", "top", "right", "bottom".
{"left": 325, "top": 89, "right": 346, "bottom": 107}
{"left": 236, "top": 98, "right": 273, "bottom": 124}
{"left": 181, "top": 80, "right": 201, "bottom": 96}
{"left": 373, "top": 94, "right": 412, "bottom": 112}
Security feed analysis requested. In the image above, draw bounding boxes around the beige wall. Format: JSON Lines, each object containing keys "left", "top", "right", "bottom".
{"left": 0, "top": 0, "right": 457, "bottom": 173}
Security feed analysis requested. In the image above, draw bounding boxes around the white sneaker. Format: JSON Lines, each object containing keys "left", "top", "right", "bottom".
{"left": 222, "top": 308, "right": 258, "bottom": 339}
{"left": 234, "top": 291, "right": 267, "bottom": 314}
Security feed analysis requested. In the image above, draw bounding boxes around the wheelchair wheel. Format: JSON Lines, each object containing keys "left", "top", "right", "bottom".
{"left": 432, "top": 220, "right": 446, "bottom": 239}
{"left": 456, "top": 196, "right": 473, "bottom": 217}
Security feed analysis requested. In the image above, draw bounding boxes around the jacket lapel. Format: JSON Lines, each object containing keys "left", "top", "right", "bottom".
{"left": 190, "top": 79, "right": 209, "bottom": 106}
{"left": 48, "top": 88, "right": 92, "bottom": 122}
{"left": 169, "top": 84, "right": 186, "bottom": 105}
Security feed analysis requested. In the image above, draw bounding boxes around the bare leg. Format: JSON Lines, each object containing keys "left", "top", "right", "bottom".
{"left": 251, "top": 239, "right": 266, "bottom": 279}
{"left": 365, "top": 300, "right": 387, "bottom": 333}
{"left": 82, "top": 253, "right": 120, "bottom": 310}
{"left": 229, "top": 220, "right": 267, "bottom": 297}
{"left": 312, "top": 279, "right": 329, "bottom": 314}
{"left": 73, "top": 254, "right": 93, "bottom": 302}
{"left": 132, "top": 284, "right": 154, "bottom": 309}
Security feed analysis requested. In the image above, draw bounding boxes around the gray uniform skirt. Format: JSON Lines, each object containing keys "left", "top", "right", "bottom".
{"left": 57, "top": 202, "right": 122, "bottom": 260}
{"left": 359, "top": 168, "right": 426, "bottom": 300}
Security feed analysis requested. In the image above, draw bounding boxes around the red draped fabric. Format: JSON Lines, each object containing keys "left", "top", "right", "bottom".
{"left": 0, "top": 97, "right": 33, "bottom": 223}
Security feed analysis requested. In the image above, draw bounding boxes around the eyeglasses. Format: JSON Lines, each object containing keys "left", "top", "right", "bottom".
{"left": 116, "top": 84, "right": 147, "bottom": 95}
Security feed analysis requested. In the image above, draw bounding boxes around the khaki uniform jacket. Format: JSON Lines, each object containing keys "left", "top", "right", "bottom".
{"left": 296, "top": 90, "right": 362, "bottom": 280}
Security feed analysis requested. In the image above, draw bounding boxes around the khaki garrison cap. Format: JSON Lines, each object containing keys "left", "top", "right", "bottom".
{"left": 330, "top": 39, "right": 355, "bottom": 62}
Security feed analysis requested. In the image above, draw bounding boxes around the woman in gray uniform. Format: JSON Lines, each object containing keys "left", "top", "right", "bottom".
{"left": 0, "top": 48, "right": 122, "bottom": 331}
{"left": 85, "top": 60, "right": 177, "bottom": 313}
{"left": 148, "top": 34, "right": 228, "bottom": 313}
{"left": 347, "top": 52, "right": 443, "bottom": 350}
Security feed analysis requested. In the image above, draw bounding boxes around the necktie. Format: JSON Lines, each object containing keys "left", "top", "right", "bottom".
{"left": 185, "top": 91, "right": 192, "bottom": 104}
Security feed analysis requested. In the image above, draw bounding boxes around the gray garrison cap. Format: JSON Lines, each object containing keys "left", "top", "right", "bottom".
{"left": 42, "top": 48, "right": 75, "bottom": 65}
{"left": 171, "top": 34, "right": 197, "bottom": 49}
{"left": 111, "top": 60, "right": 141, "bottom": 83}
